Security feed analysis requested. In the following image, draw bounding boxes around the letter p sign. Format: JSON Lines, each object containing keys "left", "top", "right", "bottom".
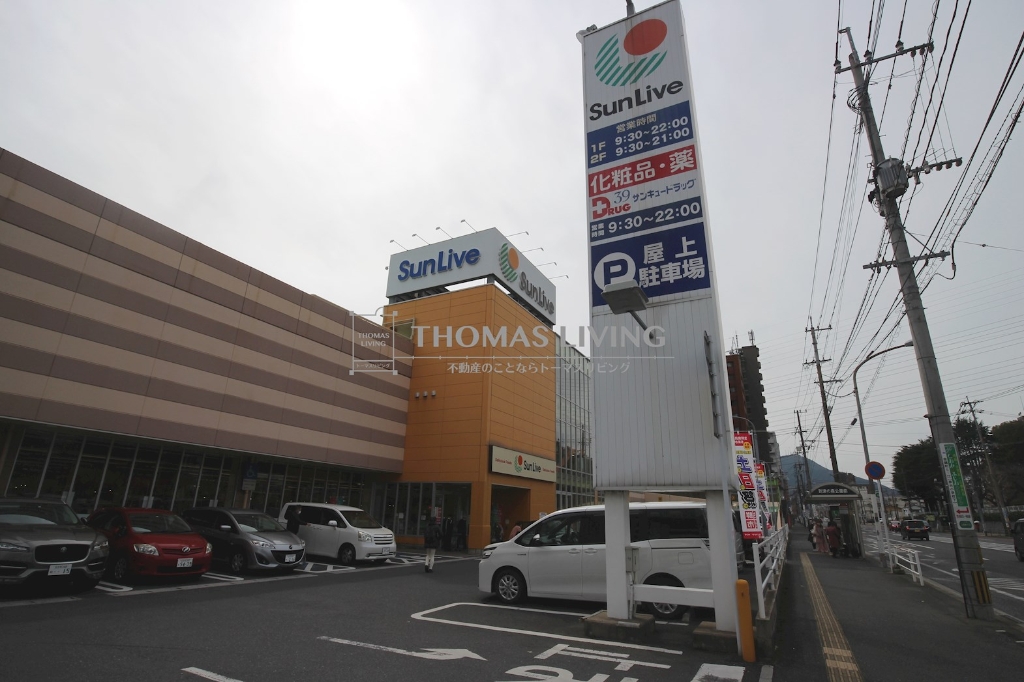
{"left": 593, "top": 253, "right": 636, "bottom": 291}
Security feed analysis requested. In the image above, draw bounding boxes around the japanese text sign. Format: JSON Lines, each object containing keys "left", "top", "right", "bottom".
{"left": 735, "top": 432, "right": 763, "bottom": 540}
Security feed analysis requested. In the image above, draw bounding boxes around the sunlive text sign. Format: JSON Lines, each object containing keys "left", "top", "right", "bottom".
{"left": 386, "top": 229, "right": 557, "bottom": 325}
{"left": 490, "top": 446, "right": 556, "bottom": 483}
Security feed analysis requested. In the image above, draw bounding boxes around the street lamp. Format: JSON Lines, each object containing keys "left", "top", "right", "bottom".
{"left": 389, "top": 239, "right": 407, "bottom": 251}
{"left": 853, "top": 340, "right": 913, "bottom": 562}
{"left": 435, "top": 226, "right": 453, "bottom": 239}
{"left": 599, "top": 280, "right": 649, "bottom": 331}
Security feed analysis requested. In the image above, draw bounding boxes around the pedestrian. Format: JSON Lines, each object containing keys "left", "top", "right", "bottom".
{"left": 284, "top": 505, "right": 306, "bottom": 535}
{"left": 423, "top": 515, "right": 441, "bottom": 573}
{"left": 813, "top": 519, "right": 828, "bottom": 554}
{"left": 825, "top": 520, "right": 842, "bottom": 558}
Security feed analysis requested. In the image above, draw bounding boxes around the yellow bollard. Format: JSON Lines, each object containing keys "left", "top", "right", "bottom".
{"left": 736, "top": 579, "right": 756, "bottom": 662}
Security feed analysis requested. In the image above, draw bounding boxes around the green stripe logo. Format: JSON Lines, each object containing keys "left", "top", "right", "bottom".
{"left": 594, "top": 19, "right": 670, "bottom": 86}
{"left": 499, "top": 243, "right": 519, "bottom": 282}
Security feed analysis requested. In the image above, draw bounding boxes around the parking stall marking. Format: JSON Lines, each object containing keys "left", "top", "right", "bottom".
{"left": 202, "top": 572, "right": 244, "bottom": 582}
{"left": 411, "top": 602, "right": 685, "bottom": 655}
{"left": 94, "top": 581, "right": 132, "bottom": 592}
{"left": 690, "top": 663, "right": 746, "bottom": 681}
{"left": 110, "top": 571, "right": 314, "bottom": 596}
{"left": 319, "top": 635, "right": 486, "bottom": 661}
{"left": 535, "top": 643, "right": 670, "bottom": 672}
{"left": 182, "top": 667, "right": 245, "bottom": 682}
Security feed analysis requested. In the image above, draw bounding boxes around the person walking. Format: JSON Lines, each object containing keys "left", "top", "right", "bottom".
{"left": 285, "top": 505, "right": 306, "bottom": 535}
{"left": 423, "top": 515, "right": 441, "bottom": 573}
{"left": 825, "top": 520, "right": 842, "bottom": 558}
{"left": 455, "top": 517, "right": 467, "bottom": 551}
{"left": 813, "top": 519, "right": 829, "bottom": 555}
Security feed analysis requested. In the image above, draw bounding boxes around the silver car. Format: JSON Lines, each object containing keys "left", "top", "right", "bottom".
{"left": 0, "top": 498, "right": 109, "bottom": 587}
{"left": 181, "top": 508, "right": 305, "bottom": 573}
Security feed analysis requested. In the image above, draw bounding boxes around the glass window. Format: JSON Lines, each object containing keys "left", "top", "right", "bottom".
{"left": 522, "top": 513, "right": 582, "bottom": 547}
{"left": 151, "top": 448, "right": 182, "bottom": 511}
{"left": 195, "top": 454, "right": 222, "bottom": 507}
{"left": 282, "top": 465, "right": 300, "bottom": 506}
{"left": 97, "top": 443, "right": 135, "bottom": 509}
{"left": 311, "top": 467, "right": 327, "bottom": 504}
{"left": 124, "top": 446, "right": 160, "bottom": 508}
{"left": 5, "top": 430, "right": 52, "bottom": 497}
{"left": 297, "top": 465, "right": 313, "bottom": 503}
{"left": 266, "top": 463, "right": 287, "bottom": 516}
{"left": 0, "top": 499, "right": 79, "bottom": 525}
{"left": 215, "top": 457, "right": 236, "bottom": 508}
{"left": 232, "top": 512, "right": 284, "bottom": 533}
{"left": 249, "top": 461, "right": 271, "bottom": 513}
{"left": 341, "top": 509, "right": 383, "bottom": 529}
{"left": 71, "top": 439, "right": 111, "bottom": 515}
{"left": 322, "top": 508, "right": 345, "bottom": 527}
{"left": 128, "top": 512, "right": 192, "bottom": 534}
{"left": 647, "top": 508, "right": 708, "bottom": 539}
{"left": 172, "top": 452, "right": 203, "bottom": 512}
{"left": 38, "top": 435, "right": 83, "bottom": 501}
{"left": 408, "top": 484, "right": 422, "bottom": 537}
{"left": 580, "top": 512, "right": 605, "bottom": 545}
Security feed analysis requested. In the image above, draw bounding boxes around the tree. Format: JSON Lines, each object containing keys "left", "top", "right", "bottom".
{"left": 891, "top": 437, "right": 943, "bottom": 511}
{"left": 991, "top": 416, "right": 1024, "bottom": 506}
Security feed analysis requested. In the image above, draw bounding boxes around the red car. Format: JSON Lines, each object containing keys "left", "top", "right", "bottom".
{"left": 86, "top": 508, "right": 212, "bottom": 582}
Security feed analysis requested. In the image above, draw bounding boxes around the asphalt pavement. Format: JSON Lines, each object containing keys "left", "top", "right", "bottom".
{"left": 0, "top": 550, "right": 768, "bottom": 682}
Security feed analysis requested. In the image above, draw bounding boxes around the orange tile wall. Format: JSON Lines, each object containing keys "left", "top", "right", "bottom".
{"left": 386, "top": 284, "right": 557, "bottom": 549}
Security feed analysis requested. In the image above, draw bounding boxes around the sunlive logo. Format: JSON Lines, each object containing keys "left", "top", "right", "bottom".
{"left": 594, "top": 18, "right": 669, "bottom": 86}
{"left": 499, "top": 243, "right": 519, "bottom": 282}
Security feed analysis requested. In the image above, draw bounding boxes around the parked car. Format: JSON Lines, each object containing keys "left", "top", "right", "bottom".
{"left": 0, "top": 498, "right": 108, "bottom": 588}
{"left": 181, "top": 508, "right": 305, "bottom": 573}
{"left": 900, "top": 519, "right": 930, "bottom": 541}
{"left": 889, "top": 520, "right": 901, "bottom": 532}
{"left": 86, "top": 508, "right": 211, "bottom": 581}
{"left": 277, "top": 503, "right": 396, "bottom": 565}
{"left": 1013, "top": 518, "right": 1024, "bottom": 562}
{"left": 479, "top": 501, "right": 744, "bottom": 619}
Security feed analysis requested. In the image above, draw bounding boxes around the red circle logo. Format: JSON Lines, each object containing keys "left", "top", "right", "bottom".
{"left": 624, "top": 19, "right": 668, "bottom": 56}
{"left": 517, "top": 456, "right": 524, "bottom": 466}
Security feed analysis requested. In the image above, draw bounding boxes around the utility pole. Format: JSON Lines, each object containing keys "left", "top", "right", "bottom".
{"left": 963, "top": 397, "right": 1011, "bottom": 535}
{"left": 795, "top": 410, "right": 813, "bottom": 518}
{"left": 840, "top": 28, "right": 993, "bottom": 619}
{"left": 805, "top": 324, "right": 841, "bottom": 480}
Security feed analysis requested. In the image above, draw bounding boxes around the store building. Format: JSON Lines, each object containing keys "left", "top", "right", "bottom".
{"left": 0, "top": 150, "right": 581, "bottom": 550}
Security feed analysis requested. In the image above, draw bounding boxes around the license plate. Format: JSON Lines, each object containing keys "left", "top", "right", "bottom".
{"left": 383, "top": 548, "right": 393, "bottom": 555}
{"left": 47, "top": 564, "right": 72, "bottom": 576}
{"left": 176, "top": 558, "right": 193, "bottom": 568}
{"left": 284, "top": 554, "right": 295, "bottom": 563}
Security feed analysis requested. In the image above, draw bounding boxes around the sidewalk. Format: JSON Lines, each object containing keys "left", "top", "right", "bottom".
{"left": 773, "top": 544, "right": 1024, "bottom": 682}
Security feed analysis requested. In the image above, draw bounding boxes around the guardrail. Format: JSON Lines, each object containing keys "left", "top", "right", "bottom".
{"left": 752, "top": 525, "right": 789, "bottom": 619}
{"left": 888, "top": 541, "right": 924, "bottom": 585}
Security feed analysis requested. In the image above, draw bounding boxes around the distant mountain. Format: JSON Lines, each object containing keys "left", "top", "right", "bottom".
{"left": 780, "top": 454, "right": 895, "bottom": 495}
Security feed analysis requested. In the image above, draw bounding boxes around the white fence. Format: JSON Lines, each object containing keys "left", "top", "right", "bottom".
{"left": 888, "top": 541, "right": 924, "bottom": 586}
{"left": 752, "top": 525, "right": 789, "bottom": 619}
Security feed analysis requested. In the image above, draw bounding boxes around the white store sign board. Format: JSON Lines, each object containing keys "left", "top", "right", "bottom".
{"left": 386, "top": 228, "right": 556, "bottom": 325}
{"left": 582, "top": 0, "right": 734, "bottom": 490}
{"left": 490, "top": 445, "right": 557, "bottom": 483}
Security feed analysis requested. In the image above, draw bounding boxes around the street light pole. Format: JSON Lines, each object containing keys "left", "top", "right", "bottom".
{"left": 853, "top": 341, "right": 912, "bottom": 563}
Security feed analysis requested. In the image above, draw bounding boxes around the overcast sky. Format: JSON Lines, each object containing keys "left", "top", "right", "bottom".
{"left": 2, "top": 0, "right": 1022, "bottom": 491}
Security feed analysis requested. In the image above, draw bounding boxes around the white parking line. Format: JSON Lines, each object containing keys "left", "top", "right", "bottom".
{"left": 182, "top": 667, "right": 245, "bottom": 682}
{"left": 411, "top": 602, "right": 684, "bottom": 654}
{"left": 110, "top": 572, "right": 314, "bottom": 596}
{"left": 94, "top": 581, "right": 132, "bottom": 592}
{"left": 691, "top": 663, "right": 745, "bottom": 681}
{"left": 0, "top": 596, "right": 79, "bottom": 608}
{"left": 202, "top": 572, "right": 244, "bottom": 582}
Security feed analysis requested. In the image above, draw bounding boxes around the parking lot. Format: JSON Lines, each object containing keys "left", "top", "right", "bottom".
{"left": 0, "top": 552, "right": 762, "bottom": 682}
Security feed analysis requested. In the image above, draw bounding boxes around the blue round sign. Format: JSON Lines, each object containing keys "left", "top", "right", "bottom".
{"left": 865, "top": 461, "right": 885, "bottom": 480}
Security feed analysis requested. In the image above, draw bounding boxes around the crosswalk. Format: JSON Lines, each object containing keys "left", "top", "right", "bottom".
{"left": 929, "top": 535, "right": 1016, "bottom": 553}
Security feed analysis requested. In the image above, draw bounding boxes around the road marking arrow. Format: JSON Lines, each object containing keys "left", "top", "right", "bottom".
{"left": 318, "top": 636, "right": 485, "bottom": 661}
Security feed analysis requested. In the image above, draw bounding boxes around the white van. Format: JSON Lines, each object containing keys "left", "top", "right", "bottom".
{"left": 478, "top": 501, "right": 740, "bottom": 618}
{"left": 278, "top": 503, "right": 396, "bottom": 565}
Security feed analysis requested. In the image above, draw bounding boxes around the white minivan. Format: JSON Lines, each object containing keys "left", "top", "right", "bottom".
{"left": 479, "top": 501, "right": 740, "bottom": 618}
{"left": 278, "top": 503, "right": 396, "bottom": 565}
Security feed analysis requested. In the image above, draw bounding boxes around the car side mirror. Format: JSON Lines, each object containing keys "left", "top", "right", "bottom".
{"left": 531, "top": 534, "right": 541, "bottom": 546}
{"left": 328, "top": 520, "right": 338, "bottom": 527}
{"left": 220, "top": 525, "right": 232, "bottom": 532}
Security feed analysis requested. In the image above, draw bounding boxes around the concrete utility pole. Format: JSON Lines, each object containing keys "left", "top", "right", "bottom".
{"left": 841, "top": 28, "right": 993, "bottom": 619}
{"left": 795, "top": 410, "right": 812, "bottom": 516}
{"left": 805, "top": 323, "right": 841, "bottom": 480}
{"left": 963, "top": 397, "right": 1011, "bottom": 535}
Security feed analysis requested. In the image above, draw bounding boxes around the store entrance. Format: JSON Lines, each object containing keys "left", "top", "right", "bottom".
{"left": 490, "top": 484, "right": 530, "bottom": 543}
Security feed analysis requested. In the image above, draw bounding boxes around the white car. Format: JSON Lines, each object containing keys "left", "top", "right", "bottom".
{"left": 479, "top": 501, "right": 739, "bottom": 619}
{"left": 278, "top": 503, "right": 396, "bottom": 565}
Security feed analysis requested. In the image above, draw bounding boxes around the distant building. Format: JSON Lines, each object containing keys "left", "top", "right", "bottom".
{"left": 727, "top": 343, "right": 771, "bottom": 464}
{"left": 555, "top": 337, "right": 595, "bottom": 509}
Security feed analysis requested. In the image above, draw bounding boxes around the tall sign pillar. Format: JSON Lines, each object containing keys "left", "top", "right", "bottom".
{"left": 580, "top": 0, "right": 738, "bottom": 634}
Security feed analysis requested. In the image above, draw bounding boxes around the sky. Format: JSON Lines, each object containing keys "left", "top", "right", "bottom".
{"left": 1, "top": 0, "right": 1022, "bottom": 492}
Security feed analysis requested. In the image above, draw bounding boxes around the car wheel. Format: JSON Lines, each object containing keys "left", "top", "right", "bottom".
{"left": 229, "top": 550, "right": 247, "bottom": 574}
{"left": 111, "top": 555, "right": 130, "bottom": 583}
{"left": 338, "top": 544, "right": 356, "bottom": 566}
{"left": 494, "top": 568, "right": 526, "bottom": 604}
{"left": 638, "top": 575, "right": 687, "bottom": 620}
{"left": 1015, "top": 546, "right": 1023, "bottom": 562}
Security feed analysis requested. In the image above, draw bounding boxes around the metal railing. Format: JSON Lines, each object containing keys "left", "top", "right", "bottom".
{"left": 888, "top": 541, "right": 924, "bottom": 586}
{"left": 752, "top": 525, "right": 789, "bottom": 619}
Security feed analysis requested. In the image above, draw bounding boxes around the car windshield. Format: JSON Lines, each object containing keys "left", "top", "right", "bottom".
{"left": 233, "top": 513, "right": 284, "bottom": 533}
{"left": 0, "top": 501, "right": 80, "bottom": 526}
{"left": 341, "top": 510, "right": 383, "bottom": 529}
{"left": 129, "top": 513, "right": 193, "bottom": 534}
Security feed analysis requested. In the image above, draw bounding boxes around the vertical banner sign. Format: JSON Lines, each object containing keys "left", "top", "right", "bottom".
{"left": 754, "top": 463, "right": 772, "bottom": 532}
{"left": 583, "top": 0, "right": 735, "bottom": 490}
{"left": 939, "top": 442, "right": 974, "bottom": 530}
{"left": 735, "top": 433, "right": 763, "bottom": 540}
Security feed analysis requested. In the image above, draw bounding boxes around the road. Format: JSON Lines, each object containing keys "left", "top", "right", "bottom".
{"left": 862, "top": 527, "right": 1024, "bottom": 623}
{"left": 0, "top": 551, "right": 766, "bottom": 682}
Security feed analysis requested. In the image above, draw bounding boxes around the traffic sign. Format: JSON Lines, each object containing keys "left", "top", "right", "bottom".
{"left": 865, "top": 461, "right": 885, "bottom": 480}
